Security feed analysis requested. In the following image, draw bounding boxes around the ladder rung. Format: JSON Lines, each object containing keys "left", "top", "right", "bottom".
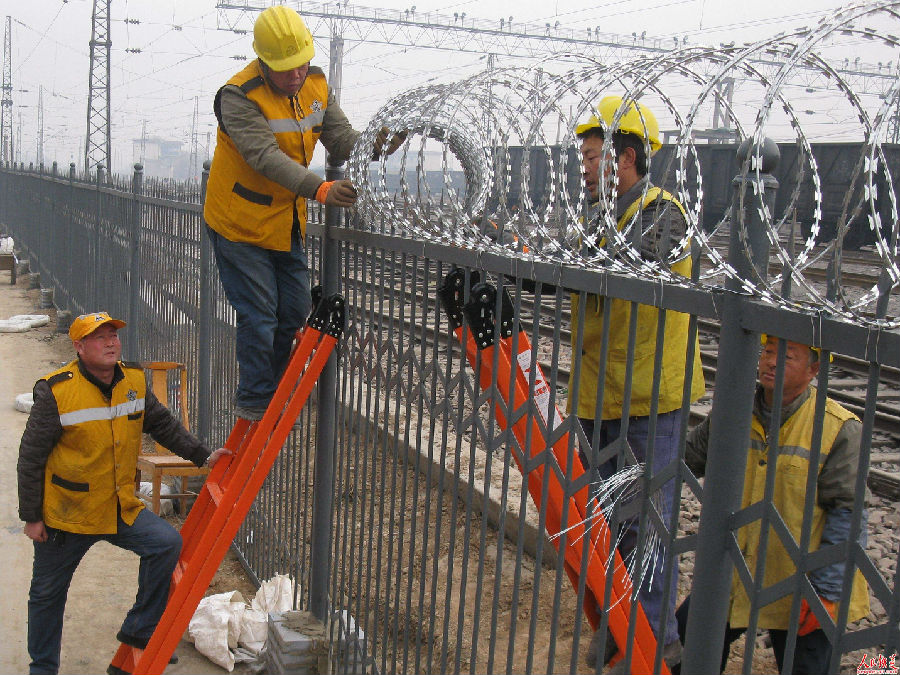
{"left": 171, "top": 560, "right": 187, "bottom": 587}
{"left": 204, "top": 480, "right": 224, "bottom": 507}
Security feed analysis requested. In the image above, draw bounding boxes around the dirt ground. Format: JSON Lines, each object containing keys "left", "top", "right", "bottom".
{"left": 0, "top": 274, "right": 256, "bottom": 674}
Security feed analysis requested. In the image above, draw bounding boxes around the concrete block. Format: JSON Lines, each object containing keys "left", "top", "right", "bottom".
{"left": 56, "top": 310, "right": 73, "bottom": 334}
{"left": 266, "top": 611, "right": 330, "bottom": 675}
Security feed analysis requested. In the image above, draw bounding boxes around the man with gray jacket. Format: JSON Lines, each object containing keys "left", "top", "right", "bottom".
{"left": 204, "top": 5, "right": 400, "bottom": 421}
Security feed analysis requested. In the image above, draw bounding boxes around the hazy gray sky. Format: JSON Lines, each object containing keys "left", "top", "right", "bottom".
{"left": 5, "top": 0, "right": 896, "bottom": 173}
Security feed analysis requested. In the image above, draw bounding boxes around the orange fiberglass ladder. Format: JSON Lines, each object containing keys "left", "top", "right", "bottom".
{"left": 438, "top": 269, "right": 668, "bottom": 675}
{"left": 108, "top": 292, "right": 346, "bottom": 675}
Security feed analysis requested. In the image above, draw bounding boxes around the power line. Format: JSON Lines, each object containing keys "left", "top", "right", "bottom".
{"left": 215, "top": 1, "right": 899, "bottom": 97}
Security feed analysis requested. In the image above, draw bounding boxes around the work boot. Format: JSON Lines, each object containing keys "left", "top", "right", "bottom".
{"left": 602, "top": 639, "right": 682, "bottom": 674}
{"left": 585, "top": 628, "right": 617, "bottom": 669}
{"left": 234, "top": 405, "right": 267, "bottom": 421}
{"left": 235, "top": 405, "right": 301, "bottom": 430}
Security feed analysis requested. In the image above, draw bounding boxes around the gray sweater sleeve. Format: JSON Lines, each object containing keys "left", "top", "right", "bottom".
{"left": 807, "top": 417, "right": 866, "bottom": 600}
{"left": 317, "top": 87, "right": 361, "bottom": 164}
{"left": 142, "top": 384, "right": 210, "bottom": 467}
{"left": 816, "top": 417, "right": 861, "bottom": 511}
{"left": 683, "top": 415, "right": 711, "bottom": 478}
{"left": 637, "top": 196, "right": 687, "bottom": 262}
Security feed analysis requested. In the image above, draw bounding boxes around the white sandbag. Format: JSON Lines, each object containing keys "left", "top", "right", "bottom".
{"left": 239, "top": 575, "right": 297, "bottom": 655}
{"left": 238, "top": 608, "right": 268, "bottom": 654}
{"left": 250, "top": 573, "right": 296, "bottom": 613}
{"left": 15, "top": 392, "right": 34, "bottom": 413}
{"left": 9, "top": 314, "right": 50, "bottom": 328}
{"left": 0, "top": 236, "right": 13, "bottom": 254}
{"left": 188, "top": 591, "right": 246, "bottom": 672}
{"left": 137, "top": 481, "right": 174, "bottom": 517}
{"left": 0, "top": 319, "right": 31, "bottom": 333}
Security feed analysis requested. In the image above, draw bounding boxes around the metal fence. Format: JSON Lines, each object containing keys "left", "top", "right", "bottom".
{"left": 2, "top": 151, "right": 898, "bottom": 674}
{"left": 2, "top": 3, "right": 900, "bottom": 673}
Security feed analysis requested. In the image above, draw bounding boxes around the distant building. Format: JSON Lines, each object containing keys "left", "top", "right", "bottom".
{"left": 132, "top": 136, "right": 196, "bottom": 181}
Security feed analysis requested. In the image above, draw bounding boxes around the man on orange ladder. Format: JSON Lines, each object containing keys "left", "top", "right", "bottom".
{"left": 204, "top": 5, "right": 403, "bottom": 422}
{"left": 571, "top": 97, "right": 705, "bottom": 672}
{"left": 16, "top": 312, "right": 230, "bottom": 675}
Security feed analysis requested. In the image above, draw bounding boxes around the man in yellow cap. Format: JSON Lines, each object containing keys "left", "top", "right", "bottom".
{"left": 677, "top": 336, "right": 868, "bottom": 674}
{"left": 204, "top": 5, "right": 401, "bottom": 420}
{"left": 17, "top": 312, "right": 230, "bottom": 674}
{"left": 574, "top": 97, "right": 705, "bottom": 672}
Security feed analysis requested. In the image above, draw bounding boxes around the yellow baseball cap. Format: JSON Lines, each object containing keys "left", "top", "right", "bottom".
{"left": 69, "top": 312, "right": 126, "bottom": 341}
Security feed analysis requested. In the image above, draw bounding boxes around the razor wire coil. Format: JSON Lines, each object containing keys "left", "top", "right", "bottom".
{"left": 348, "top": 0, "right": 900, "bottom": 329}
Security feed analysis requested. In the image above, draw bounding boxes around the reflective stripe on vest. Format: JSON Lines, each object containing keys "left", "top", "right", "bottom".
{"left": 269, "top": 110, "right": 325, "bottom": 134}
{"left": 59, "top": 398, "right": 145, "bottom": 427}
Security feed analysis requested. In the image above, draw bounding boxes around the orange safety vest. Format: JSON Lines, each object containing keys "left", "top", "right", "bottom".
{"left": 204, "top": 60, "right": 329, "bottom": 251}
{"left": 42, "top": 360, "right": 147, "bottom": 534}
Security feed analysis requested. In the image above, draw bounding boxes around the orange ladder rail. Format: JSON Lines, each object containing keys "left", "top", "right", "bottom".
{"left": 439, "top": 270, "right": 666, "bottom": 675}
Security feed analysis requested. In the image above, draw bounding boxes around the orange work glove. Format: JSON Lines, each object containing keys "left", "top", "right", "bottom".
{"left": 315, "top": 179, "right": 357, "bottom": 207}
{"left": 797, "top": 597, "right": 837, "bottom": 636}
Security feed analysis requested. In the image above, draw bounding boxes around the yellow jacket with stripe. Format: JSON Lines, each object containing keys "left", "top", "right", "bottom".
{"left": 570, "top": 179, "right": 706, "bottom": 420}
{"left": 729, "top": 388, "right": 869, "bottom": 628}
{"left": 685, "top": 386, "right": 869, "bottom": 630}
{"left": 17, "top": 359, "right": 209, "bottom": 535}
{"left": 204, "top": 60, "right": 357, "bottom": 251}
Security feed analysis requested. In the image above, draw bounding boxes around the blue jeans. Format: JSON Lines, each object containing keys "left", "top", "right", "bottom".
{"left": 208, "top": 226, "right": 312, "bottom": 409}
{"left": 27, "top": 509, "right": 182, "bottom": 675}
{"left": 579, "top": 410, "right": 682, "bottom": 647}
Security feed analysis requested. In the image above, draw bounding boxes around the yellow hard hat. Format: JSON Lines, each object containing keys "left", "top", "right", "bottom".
{"left": 760, "top": 334, "right": 833, "bottom": 362}
{"left": 575, "top": 96, "right": 662, "bottom": 153}
{"left": 253, "top": 6, "right": 315, "bottom": 71}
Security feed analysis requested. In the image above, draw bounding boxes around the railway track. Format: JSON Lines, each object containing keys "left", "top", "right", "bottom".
{"left": 338, "top": 257, "right": 900, "bottom": 498}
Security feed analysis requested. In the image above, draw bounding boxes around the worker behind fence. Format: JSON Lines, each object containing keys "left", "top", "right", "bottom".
{"left": 676, "top": 336, "right": 869, "bottom": 674}
{"left": 204, "top": 5, "right": 403, "bottom": 422}
{"left": 573, "top": 97, "right": 706, "bottom": 672}
{"left": 16, "top": 312, "right": 230, "bottom": 675}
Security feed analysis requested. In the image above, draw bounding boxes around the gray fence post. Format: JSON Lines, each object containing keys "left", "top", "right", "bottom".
{"left": 65, "top": 163, "right": 76, "bottom": 313}
{"left": 127, "top": 163, "right": 143, "bottom": 359}
{"left": 198, "top": 161, "right": 213, "bottom": 443}
{"left": 309, "top": 163, "right": 343, "bottom": 621}
{"left": 681, "top": 138, "right": 780, "bottom": 674}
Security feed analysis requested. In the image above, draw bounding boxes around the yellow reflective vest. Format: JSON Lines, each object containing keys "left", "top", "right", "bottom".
{"left": 729, "top": 390, "right": 869, "bottom": 629}
{"left": 205, "top": 60, "right": 329, "bottom": 251}
{"left": 42, "top": 360, "right": 147, "bottom": 534}
{"left": 570, "top": 187, "right": 706, "bottom": 420}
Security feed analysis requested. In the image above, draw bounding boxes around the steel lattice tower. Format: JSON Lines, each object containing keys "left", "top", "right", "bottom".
{"left": 1, "top": 16, "right": 13, "bottom": 166}
{"left": 85, "top": 0, "right": 111, "bottom": 176}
